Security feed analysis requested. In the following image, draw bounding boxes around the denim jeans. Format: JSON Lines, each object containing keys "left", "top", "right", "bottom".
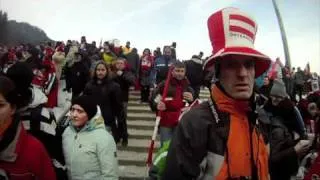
{"left": 160, "top": 126, "right": 176, "bottom": 147}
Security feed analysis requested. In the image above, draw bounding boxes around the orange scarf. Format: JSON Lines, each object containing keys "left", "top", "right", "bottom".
{"left": 212, "top": 85, "right": 269, "bottom": 180}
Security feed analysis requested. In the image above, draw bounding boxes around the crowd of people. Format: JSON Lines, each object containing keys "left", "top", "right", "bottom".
{"left": 0, "top": 6, "right": 320, "bottom": 180}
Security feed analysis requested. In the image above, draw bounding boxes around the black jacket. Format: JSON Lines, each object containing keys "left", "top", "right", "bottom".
{"left": 125, "top": 52, "right": 140, "bottom": 77}
{"left": 185, "top": 57, "right": 203, "bottom": 86}
{"left": 162, "top": 99, "right": 268, "bottom": 179}
{"left": 84, "top": 78, "right": 124, "bottom": 126}
{"left": 66, "top": 61, "right": 90, "bottom": 95}
{"left": 113, "top": 71, "right": 135, "bottom": 102}
{"left": 258, "top": 102, "right": 300, "bottom": 180}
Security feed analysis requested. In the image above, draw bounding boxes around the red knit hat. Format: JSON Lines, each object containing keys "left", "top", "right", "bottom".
{"left": 203, "top": 7, "right": 271, "bottom": 77}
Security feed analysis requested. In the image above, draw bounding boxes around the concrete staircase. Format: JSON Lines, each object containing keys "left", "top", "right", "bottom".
{"left": 118, "top": 89, "right": 211, "bottom": 180}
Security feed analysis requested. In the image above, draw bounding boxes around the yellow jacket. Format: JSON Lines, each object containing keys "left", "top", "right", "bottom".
{"left": 102, "top": 53, "right": 115, "bottom": 65}
{"left": 122, "top": 46, "right": 132, "bottom": 55}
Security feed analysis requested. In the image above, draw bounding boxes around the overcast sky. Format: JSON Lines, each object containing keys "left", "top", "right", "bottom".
{"left": 1, "top": 0, "right": 319, "bottom": 72}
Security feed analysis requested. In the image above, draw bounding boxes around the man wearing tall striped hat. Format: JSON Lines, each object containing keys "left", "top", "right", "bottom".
{"left": 163, "top": 7, "right": 271, "bottom": 180}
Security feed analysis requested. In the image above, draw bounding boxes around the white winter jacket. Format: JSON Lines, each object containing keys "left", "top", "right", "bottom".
{"left": 62, "top": 109, "right": 119, "bottom": 180}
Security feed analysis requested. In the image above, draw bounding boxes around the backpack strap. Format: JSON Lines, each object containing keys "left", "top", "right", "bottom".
{"left": 208, "top": 97, "right": 221, "bottom": 124}
{"left": 207, "top": 97, "right": 232, "bottom": 178}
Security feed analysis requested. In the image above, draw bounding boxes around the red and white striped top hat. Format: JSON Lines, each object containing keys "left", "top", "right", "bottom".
{"left": 204, "top": 7, "right": 271, "bottom": 77}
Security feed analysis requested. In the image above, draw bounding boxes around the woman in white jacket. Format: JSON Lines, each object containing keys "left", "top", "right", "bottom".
{"left": 62, "top": 95, "right": 119, "bottom": 180}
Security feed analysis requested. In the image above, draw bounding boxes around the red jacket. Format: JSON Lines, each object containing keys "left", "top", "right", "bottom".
{"left": 42, "top": 58, "right": 58, "bottom": 108}
{"left": 154, "top": 78, "right": 193, "bottom": 127}
{"left": 0, "top": 124, "right": 56, "bottom": 180}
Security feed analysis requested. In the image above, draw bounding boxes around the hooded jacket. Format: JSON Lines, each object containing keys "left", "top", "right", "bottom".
{"left": 62, "top": 108, "right": 118, "bottom": 180}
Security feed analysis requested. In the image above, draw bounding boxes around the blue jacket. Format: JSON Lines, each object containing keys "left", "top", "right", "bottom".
{"left": 151, "top": 56, "right": 176, "bottom": 85}
{"left": 62, "top": 107, "right": 119, "bottom": 180}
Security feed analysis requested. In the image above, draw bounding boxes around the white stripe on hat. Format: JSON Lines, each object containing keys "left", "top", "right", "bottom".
{"left": 229, "top": 19, "right": 255, "bottom": 35}
{"left": 222, "top": 9, "right": 256, "bottom": 48}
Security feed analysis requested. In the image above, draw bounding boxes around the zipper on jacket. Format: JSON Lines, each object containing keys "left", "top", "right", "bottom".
{"left": 70, "top": 132, "right": 79, "bottom": 177}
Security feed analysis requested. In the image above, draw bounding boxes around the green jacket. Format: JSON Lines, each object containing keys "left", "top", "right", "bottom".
{"left": 62, "top": 108, "right": 119, "bottom": 180}
{"left": 149, "top": 140, "right": 171, "bottom": 179}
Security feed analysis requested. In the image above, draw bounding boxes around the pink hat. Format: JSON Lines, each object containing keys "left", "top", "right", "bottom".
{"left": 204, "top": 7, "right": 271, "bottom": 77}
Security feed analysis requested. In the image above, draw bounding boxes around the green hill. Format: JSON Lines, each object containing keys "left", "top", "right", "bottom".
{"left": 0, "top": 10, "right": 52, "bottom": 45}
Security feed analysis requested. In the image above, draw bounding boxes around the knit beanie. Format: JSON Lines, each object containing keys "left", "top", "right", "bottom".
{"left": 6, "top": 62, "right": 33, "bottom": 90}
{"left": 270, "top": 79, "right": 287, "bottom": 98}
{"left": 6, "top": 62, "right": 33, "bottom": 108}
{"left": 72, "top": 96, "right": 97, "bottom": 120}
